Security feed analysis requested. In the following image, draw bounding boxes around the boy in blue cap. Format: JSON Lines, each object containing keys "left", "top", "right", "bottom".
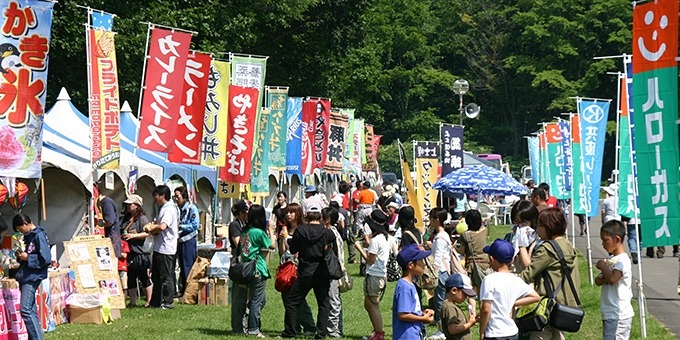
{"left": 442, "top": 273, "right": 477, "bottom": 340}
{"left": 478, "top": 239, "right": 539, "bottom": 340}
{"left": 393, "top": 243, "right": 435, "bottom": 340}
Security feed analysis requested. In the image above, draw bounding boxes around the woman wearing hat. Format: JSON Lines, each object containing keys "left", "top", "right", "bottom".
{"left": 121, "top": 194, "right": 153, "bottom": 307}
{"left": 354, "top": 210, "right": 390, "bottom": 340}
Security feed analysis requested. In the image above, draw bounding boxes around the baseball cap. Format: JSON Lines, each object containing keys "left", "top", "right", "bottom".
{"left": 305, "top": 185, "right": 318, "bottom": 193}
{"left": 445, "top": 273, "right": 477, "bottom": 297}
{"left": 304, "top": 202, "right": 322, "bottom": 213}
{"left": 483, "top": 238, "right": 515, "bottom": 264}
{"left": 123, "top": 194, "right": 143, "bottom": 206}
{"left": 397, "top": 243, "right": 432, "bottom": 268}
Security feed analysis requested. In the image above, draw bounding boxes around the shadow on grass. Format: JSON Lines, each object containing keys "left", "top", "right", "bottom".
{"left": 191, "top": 327, "right": 230, "bottom": 336}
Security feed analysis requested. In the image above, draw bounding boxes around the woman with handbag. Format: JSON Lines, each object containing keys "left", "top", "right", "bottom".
{"left": 121, "top": 194, "right": 153, "bottom": 308}
{"left": 281, "top": 203, "right": 337, "bottom": 339}
{"left": 518, "top": 208, "right": 581, "bottom": 339}
{"left": 460, "top": 210, "right": 490, "bottom": 292}
{"left": 231, "top": 205, "right": 276, "bottom": 337}
{"left": 278, "top": 203, "right": 316, "bottom": 335}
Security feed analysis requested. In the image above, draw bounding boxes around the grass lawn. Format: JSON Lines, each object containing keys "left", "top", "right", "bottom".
{"left": 46, "top": 225, "right": 673, "bottom": 339}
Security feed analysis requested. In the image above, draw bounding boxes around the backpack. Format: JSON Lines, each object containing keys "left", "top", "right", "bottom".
{"left": 404, "top": 230, "right": 438, "bottom": 290}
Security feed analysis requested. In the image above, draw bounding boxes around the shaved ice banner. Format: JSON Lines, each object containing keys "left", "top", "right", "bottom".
{"left": 0, "top": 0, "right": 55, "bottom": 178}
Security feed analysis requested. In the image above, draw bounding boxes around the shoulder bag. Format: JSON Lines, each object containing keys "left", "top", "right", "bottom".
{"left": 545, "top": 240, "right": 584, "bottom": 332}
{"left": 323, "top": 241, "right": 343, "bottom": 280}
{"left": 404, "top": 230, "right": 438, "bottom": 290}
{"left": 228, "top": 241, "right": 258, "bottom": 285}
{"left": 338, "top": 262, "right": 353, "bottom": 293}
{"left": 463, "top": 232, "right": 493, "bottom": 287}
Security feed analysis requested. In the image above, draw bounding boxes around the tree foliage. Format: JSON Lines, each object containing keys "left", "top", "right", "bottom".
{"left": 46, "top": 0, "right": 632, "bottom": 174}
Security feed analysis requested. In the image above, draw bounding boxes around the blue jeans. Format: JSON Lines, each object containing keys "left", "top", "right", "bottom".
{"left": 627, "top": 224, "right": 640, "bottom": 253}
{"left": 21, "top": 281, "right": 42, "bottom": 340}
{"left": 433, "top": 271, "right": 450, "bottom": 324}
{"left": 231, "top": 277, "right": 267, "bottom": 334}
{"left": 177, "top": 237, "right": 197, "bottom": 293}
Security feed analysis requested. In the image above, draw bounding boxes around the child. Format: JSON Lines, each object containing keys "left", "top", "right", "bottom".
{"left": 478, "top": 239, "right": 539, "bottom": 340}
{"left": 442, "top": 273, "right": 477, "bottom": 340}
{"left": 393, "top": 243, "right": 435, "bottom": 340}
{"left": 13, "top": 214, "right": 51, "bottom": 340}
{"left": 596, "top": 220, "right": 634, "bottom": 340}
{"left": 119, "top": 239, "right": 130, "bottom": 297}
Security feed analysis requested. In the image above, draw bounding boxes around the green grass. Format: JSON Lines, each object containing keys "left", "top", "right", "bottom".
{"left": 46, "top": 225, "right": 674, "bottom": 339}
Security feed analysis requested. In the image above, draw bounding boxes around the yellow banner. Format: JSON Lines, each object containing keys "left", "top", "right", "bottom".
{"left": 201, "top": 60, "right": 230, "bottom": 167}
{"left": 414, "top": 141, "right": 440, "bottom": 229}
{"left": 217, "top": 181, "right": 241, "bottom": 199}
{"left": 398, "top": 141, "right": 425, "bottom": 230}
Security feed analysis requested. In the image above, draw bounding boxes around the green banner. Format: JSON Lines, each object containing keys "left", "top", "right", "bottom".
{"left": 617, "top": 99, "right": 635, "bottom": 218}
{"left": 633, "top": 68, "right": 680, "bottom": 246}
{"left": 572, "top": 138, "right": 586, "bottom": 215}
{"left": 250, "top": 107, "right": 272, "bottom": 196}
{"left": 267, "top": 88, "right": 289, "bottom": 172}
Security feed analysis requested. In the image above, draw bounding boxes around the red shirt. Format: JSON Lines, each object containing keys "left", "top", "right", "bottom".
{"left": 546, "top": 196, "right": 558, "bottom": 208}
{"left": 351, "top": 189, "right": 360, "bottom": 211}
{"left": 118, "top": 240, "right": 129, "bottom": 271}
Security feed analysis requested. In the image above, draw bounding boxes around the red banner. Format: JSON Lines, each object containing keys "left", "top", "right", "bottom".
{"left": 168, "top": 52, "right": 211, "bottom": 164}
{"left": 137, "top": 28, "right": 192, "bottom": 152}
{"left": 219, "top": 85, "right": 260, "bottom": 183}
{"left": 373, "top": 134, "right": 382, "bottom": 170}
{"left": 300, "top": 99, "right": 330, "bottom": 174}
{"left": 632, "top": 1, "right": 678, "bottom": 74}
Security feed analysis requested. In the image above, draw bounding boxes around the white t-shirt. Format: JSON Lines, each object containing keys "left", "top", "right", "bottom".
{"left": 432, "top": 230, "right": 451, "bottom": 273}
{"left": 512, "top": 226, "right": 537, "bottom": 256}
{"left": 600, "top": 253, "right": 634, "bottom": 320}
{"left": 154, "top": 200, "right": 179, "bottom": 255}
{"left": 480, "top": 272, "right": 534, "bottom": 338}
{"left": 367, "top": 233, "right": 389, "bottom": 277}
{"left": 602, "top": 196, "right": 620, "bottom": 223}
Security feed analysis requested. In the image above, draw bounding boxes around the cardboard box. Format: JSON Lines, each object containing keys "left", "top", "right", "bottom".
{"left": 69, "top": 306, "right": 104, "bottom": 325}
{"left": 215, "top": 278, "right": 228, "bottom": 306}
{"left": 207, "top": 278, "right": 216, "bottom": 305}
{"left": 198, "top": 278, "right": 208, "bottom": 305}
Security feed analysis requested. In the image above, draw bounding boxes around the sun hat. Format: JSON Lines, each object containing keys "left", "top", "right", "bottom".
{"left": 386, "top": 202, "right": 400, "bottom": 210}
{"left": 397, "top": 243, "right": 432, "bottom": 268}
{"left": 445, "top": 273, "right": 477, "bottom": 297}
{"left": 483, "top": 238, "right": 515, "bottom": 264}
{"left": 123, "top": 194, "right": 143, "bottom": 206}
{"left": 365, "top": 209, "right": 388, "bottom": 232}
{"left": 602, "top": 184, "right": 617, "bottom": 196}
{"left": 304, "top": 185, "right": 318, "bottom": 193}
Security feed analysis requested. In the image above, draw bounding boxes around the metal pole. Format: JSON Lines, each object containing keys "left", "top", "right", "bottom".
{"left": 576, "top": 99, "right": 594, "bottom": 285}
{"left": 458, "top": 93, "right": 464, "bottom": 125}
{"left": 569, "top": 114, "right": 576, "bottom": 245}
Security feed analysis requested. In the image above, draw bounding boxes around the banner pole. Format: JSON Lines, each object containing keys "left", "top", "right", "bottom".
{"left": 569, "top": 114, "right": 576, "bottom": 245}
{"left": 623, "top": 53, "right": 647, "bottom": 338}
{"left": 84, "top": 8, "right": 96, "bottom": 235}
{"left": 576, "top": 98, "right": 594, "bottom": 285}
{"left": 134, "top": 23, "right": 153, "bottom": 164}
{"left": 613, "top": 73, "right": 622, "bottom": 211}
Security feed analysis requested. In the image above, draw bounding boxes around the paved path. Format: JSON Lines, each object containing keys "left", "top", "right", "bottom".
{"left": 570, "top": 218, "right": 680, "bottom": 339}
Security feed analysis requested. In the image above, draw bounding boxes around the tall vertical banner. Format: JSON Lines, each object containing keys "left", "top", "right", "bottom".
{"left": 558, "top": 120, "right": 572, "bottom": 192}
{"left": 346, "top": 118, "right": 364, "bottom": 176}
{"left": 414, "top": 141, "right": 439, "bottom": 227}
{"left": 301, "top": 99, "right": 330, "bottom": 174}
{"left": 617, "top": 74, "right": 635, "bottom": 218}
{"left": 231, "top": 55, "right": 267, "bottom": 154}
{"left": 372, "top": 135, "right": 382, "bottom": 171}
{"left": 137, "top": 27, "right": 192, "bottom": 152}
{"left": 220, "top": 85, "right": 260, "bottom": 184}
{"left": 546, "top": 123, "right": 568, "bottom": 199}
{"left": 324, "top": 109, "right": 349, "bottom": 174}
{"left": 169, "top": 52, "right": 211, "bottom": 164}
{"left": 285, "top": 97, "right": 303, "bottom": 178}
{"left": 398, "top": 141, "right": 424, "bottom": 228}
{"left": 363, "top": 124, "right": 376, "bottom": 171}
{"left": 577, "top": 99, "right": 610, "bottom": 217}
{"left": 632, "top": 0, "right": 680, "bottom": 246}
{"left": 341, "top": 109, "right": 357, "bottom": 175}
{"left": 266, "top": 88, "right": 289, "bottom": 172}
{"left": 571, "top": 114, "right": 586, "bottom": 215}
{"left": 538, "top": 132, "right": 547, "bottom": 184}
{"left": 201, "top": 60, "right": 230, "bottom": 166}
{"left": 528, "top": 137, "right": 540, "bottom": 184}
{"left": 251, "top": 107, "right": 271, "bottom": 195}
{"left": 440, "top": 124, "right": 464, "bottom": 176}
{"left": 87, "top": 12, "right": 120, "bottom": 169}
{"left": 0, "top": 0, "right": 54, "bottom": 178}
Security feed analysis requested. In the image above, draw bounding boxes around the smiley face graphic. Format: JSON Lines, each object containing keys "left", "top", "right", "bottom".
{"left": 637, "top": 10, "right": 668, "bottom": 62}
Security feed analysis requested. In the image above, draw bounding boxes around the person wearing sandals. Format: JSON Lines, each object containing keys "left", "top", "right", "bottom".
{"left": 121, "top": 194, "right": 153, "bottom": 307}
{"left": 231, "top": 205, "right": 276, "bottom": 337}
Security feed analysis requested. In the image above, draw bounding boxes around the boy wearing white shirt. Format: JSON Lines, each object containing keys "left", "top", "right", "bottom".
{"left": 478, "top": 239, "right": 539, "bottom": 340}
{"left": 596, "top": 220, "right": 634, "bottom": 340}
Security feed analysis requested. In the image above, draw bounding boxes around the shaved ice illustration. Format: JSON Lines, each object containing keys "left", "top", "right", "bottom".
{"left": 0, "top": 125, "right": 25, "bottom": 168}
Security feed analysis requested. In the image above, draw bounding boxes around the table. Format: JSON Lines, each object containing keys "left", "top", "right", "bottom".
{"left": 488, "top": 203, "right": 511, "bottom": 225}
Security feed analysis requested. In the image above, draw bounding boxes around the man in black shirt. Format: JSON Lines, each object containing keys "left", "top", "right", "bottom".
{"left": 228, "top": 200, "right": 249, "bottom": 254}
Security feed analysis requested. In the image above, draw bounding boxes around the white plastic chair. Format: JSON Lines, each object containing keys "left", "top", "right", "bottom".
{"left": 478, "top": 202, "right": 498, "bottom": 225}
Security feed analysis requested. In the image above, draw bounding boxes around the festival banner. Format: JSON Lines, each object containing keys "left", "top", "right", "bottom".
{"left": 0, "top": 0, "right": 55, "bottom": 178}
{"left": 201, "top": 60, "right": 230, "bottom": 167}
{"left": 217, "top": 181, "right": 240, "bottom": 199}
{"left": 323, "top": 108, "right": 349, "bottom": 174}
{"left": 571, "top": 114, "right": 586, "bottom": 215}
{"left": 414, "top": 141, "right": 439, "bottom": 227}
{"left": 301, "top": 98, "right": 330, "bottom": 174}
{"left": 266, "top": 87, "right": 289, "bottom": 172}
{"left": 373, "top": 135, "right": 382, "bottom": 171}
{"left": 632, "top": 0, "right": 680, "bottom": 246}
{"left": 528, "top": 136, "right": 540, "bottom": 184}
{"left": 346, "top": 118, "right": 364, "bottom": 175}
{"left": 398, "top": 140, "right": 424, "bottom": 229}
{"left": 285, "top": 97, "right": 303, "bottom": 178}
{"left": 538, "top": 131, "right": 547, "bottom": 184}
{"left": 558, "top": 120, "right": 572, "bottom": 192}
{"left": 440, "top": 124, "right": 464, "bottom": 176}
{"left": 546, "top": 123, "right": 568, "bottom": 199}
{"left": 219, "top": 85, "right": 260, "bottom": 184}
{"left": 231, "top": 55, "right": 267, "bottom": 151}
{"left": 363, "top": 124, "right": 376, "bottom": 171}
{"left": 251, "top": 107, "right": 271, "bottom": 195}
{"left": 618, "top": 60, "right": 638, "bottom": 219}
{"left": 341, "top": 109, "right": 356, "bottom": 174}
{"left": 87, "top": 11, "right": 120, "bottom": 170}
{"left": 137, "top": 27, "right": 192, "bottom": 152}
{"left": 577, "top": 99, "right": 610, "bottom": 217}
{"left": 168, "top": 52, "right": 211, "bottom": 164}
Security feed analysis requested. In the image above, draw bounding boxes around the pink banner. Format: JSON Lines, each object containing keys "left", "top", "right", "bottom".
{"left": 137, "top": 27, "right": 192, "bottom": 152}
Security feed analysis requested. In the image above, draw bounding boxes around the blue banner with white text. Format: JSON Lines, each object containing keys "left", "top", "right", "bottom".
{"left": 578, "top": 99, "right": 610, "bottom": 217}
